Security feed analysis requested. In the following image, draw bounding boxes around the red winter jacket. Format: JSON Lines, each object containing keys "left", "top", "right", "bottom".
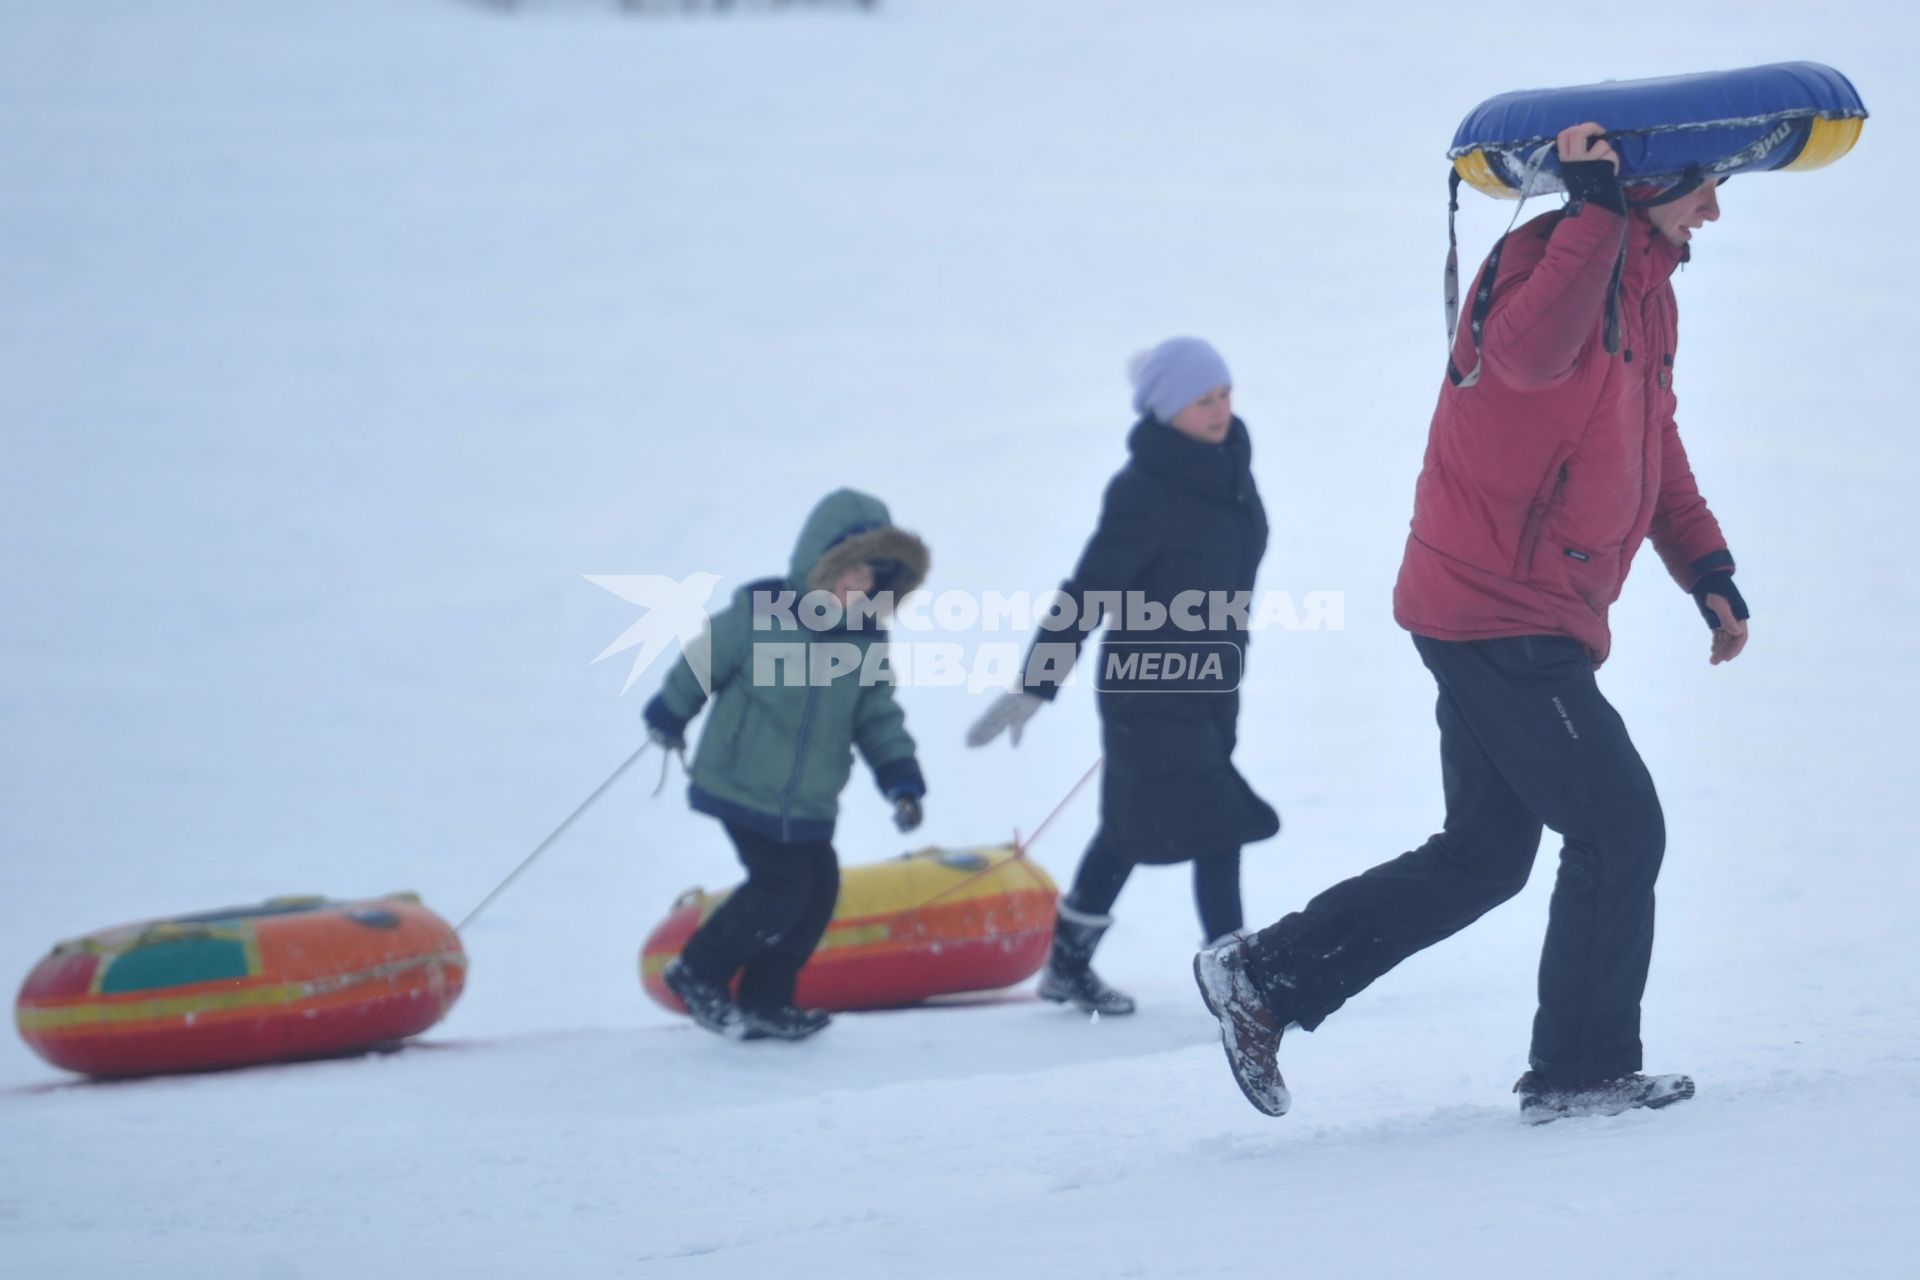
{"left": 1393, "top": 203, "right": 1731, "bottom": 666}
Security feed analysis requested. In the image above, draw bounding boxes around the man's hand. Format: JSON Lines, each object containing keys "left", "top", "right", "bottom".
{"left": 1691, "top": 571, "right": 1750, "bottom": 666}
{"left": 1555, "top": 122, "right": 1626, "bottom": 214}
{"left": 1556, "top": 121, "right": 1619, "bottom": 172}
{"left": 1705, "top": 594, "right": 1749, "bottom": 665}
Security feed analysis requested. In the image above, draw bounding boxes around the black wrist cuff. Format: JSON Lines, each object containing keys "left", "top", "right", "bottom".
{"left": 643, "top": 694, "right": 689, "bottom": 740}
{"left": 1690, "top": 571, "right": 1750, "bottom": 629}
{"left": 1687, "top": 549, "right": 1736, "bottom": 582}
{"left": 877, "top": 757, "right": 926, "bottom": 801}
{"left": 1562, "top": 159, "right": 1626, "bottom": 216}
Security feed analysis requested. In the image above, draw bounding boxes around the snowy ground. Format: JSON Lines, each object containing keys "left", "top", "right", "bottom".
{"left": 4, "top": 1, "right": 1918, "bottom": 1276}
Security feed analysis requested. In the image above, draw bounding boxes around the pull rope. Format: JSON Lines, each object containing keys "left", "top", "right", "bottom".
{"left": 652, "top": 741, "right": 686, "bottom": 797}
{"left": 1015, "top": 756, "right": 1104, "bottom": 857}
{"left": 886, "top": 846, "right": 1053, "bottom": 937}
{"left": 887, "top": 756, "right": 1106, "bottom": 937}
{"left": 455, "top": 742, "right": 653, "bottom": 933}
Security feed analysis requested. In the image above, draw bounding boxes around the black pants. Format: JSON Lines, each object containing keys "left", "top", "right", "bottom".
{"left": 1244, "top": 634, "right": 1666, "bottom": 1084}
{"left": 677, "top": 823, "right": 840, "bottom": 1015}
{"left": 1069, "top": 835, "right": 1244, "bottom": 944}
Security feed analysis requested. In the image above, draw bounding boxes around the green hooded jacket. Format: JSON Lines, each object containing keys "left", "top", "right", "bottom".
{"left": 646, "top": 489, "right": 931, "bottom": 843}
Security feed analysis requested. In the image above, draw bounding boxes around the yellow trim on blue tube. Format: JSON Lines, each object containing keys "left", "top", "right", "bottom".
{"left": 1453, "top": 150, "right": 1517, "bottom": 199}
{"left": 1784, "top": 116, "right": 1864, "bottom": 172}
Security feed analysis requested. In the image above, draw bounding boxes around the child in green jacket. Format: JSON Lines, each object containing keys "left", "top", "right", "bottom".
{"left": 645, "top": 489, "right": 931, "bottom": 1040}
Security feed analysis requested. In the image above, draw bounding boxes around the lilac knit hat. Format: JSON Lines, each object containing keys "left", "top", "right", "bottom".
{"left": 1128, "top": 337, "right": 1231, "bottom": 422}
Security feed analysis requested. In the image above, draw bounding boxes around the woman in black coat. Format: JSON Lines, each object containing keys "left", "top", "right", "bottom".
{"left": 968, "top": 337, "right": 1279, "bottom": 1014}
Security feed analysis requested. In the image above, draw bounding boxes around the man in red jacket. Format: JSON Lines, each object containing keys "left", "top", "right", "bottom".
{"left": 1195, "top": 123, "right": 1750, "bottom": 1123}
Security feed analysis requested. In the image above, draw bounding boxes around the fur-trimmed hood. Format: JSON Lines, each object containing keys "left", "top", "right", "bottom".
{"left": 788, "top": 488, "right": 930, "bottom": 600}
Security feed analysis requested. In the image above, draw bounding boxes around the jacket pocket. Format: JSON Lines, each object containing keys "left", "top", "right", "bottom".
{"left": 724, "top": 695, "right": 754, "bottom": 765}
{"left": 1513, "top": 444, "right": 1575, "bottom": 582}
{"left": 1559, "top": 544, "right": 1618, "bottom": 616}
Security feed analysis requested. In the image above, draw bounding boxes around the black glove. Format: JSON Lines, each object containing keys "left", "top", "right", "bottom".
{"left": 1562, "top": 158, "right": 1626, "bottom": 216}
{"left": 641, "top": 695, "right": 687, "bottom": 753}
{"left": 892, "top": 795, "right": 923, "bottom": 834}
{"left": 1691, "top": 571, "right": 1750, "bottom": 630}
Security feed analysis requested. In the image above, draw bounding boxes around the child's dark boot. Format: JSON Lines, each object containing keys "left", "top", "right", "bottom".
{"left": 740, "top": 1005, "right": 833, "bottom": 1041}
{"left": 664, "top": 958, "right": 743, "bottom": 1038}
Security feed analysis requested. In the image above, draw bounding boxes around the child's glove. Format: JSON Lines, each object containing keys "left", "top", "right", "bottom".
{"left": 892, "top": 795, "right": 924, "bottom": 834}
{"left": 877, "top": 758, "right": 926, "bottom": 833}
{"left": 966, "top": 691, "right": 1044, "bottom": 748}
{"left": 641, "top": 695, "right": 688, "bottom": 753}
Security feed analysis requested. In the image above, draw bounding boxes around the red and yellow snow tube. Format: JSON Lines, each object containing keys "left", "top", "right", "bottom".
{"left": 641, "top": 845, "right": 1057, "bottom": 1013}
{"left": 14, "top": 893, "right": 466, "bottom": 1076}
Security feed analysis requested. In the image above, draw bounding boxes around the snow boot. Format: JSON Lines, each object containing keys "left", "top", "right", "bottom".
{"left": 664, "top": 958, "right": 743, "bottom": 1039}
{"left": 1037, "top": 902, "right": 1136, "bottom": 1016}
{"left": 1193, "top": 934, "right": 1290, "bottom": 1117}
{"left": 739, "top": 1005, "right": 832, "bottom": 1042}
{"left": 1514, "top": 1071, "right": 1695, "bottom": 1124}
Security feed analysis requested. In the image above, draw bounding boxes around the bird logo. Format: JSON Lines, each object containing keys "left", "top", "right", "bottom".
{"left": 584, "top": 573, "right": 725, "bottom": 696}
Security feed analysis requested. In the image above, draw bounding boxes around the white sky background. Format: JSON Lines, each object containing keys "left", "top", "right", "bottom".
{"left": 2, "top": 2, "right": 1916, "bottom": 1275}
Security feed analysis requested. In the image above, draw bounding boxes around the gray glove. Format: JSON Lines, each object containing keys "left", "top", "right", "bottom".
{"left": 965, "top": 691, "right": 1045, "bottom": 748}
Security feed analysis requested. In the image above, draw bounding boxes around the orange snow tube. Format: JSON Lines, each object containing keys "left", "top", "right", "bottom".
{"left": 641, "top": 845, "right": 1057, "bottom": 1013}
{"left": 14, "top": 893, "right": 466, "bottom": 1076}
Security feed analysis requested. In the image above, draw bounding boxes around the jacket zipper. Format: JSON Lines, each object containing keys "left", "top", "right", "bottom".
{"left": 777, "top": 647, "right": 822, "bottom": 842}
{"left": 1516, "top": 461, "right": 1570, "bottom": 580}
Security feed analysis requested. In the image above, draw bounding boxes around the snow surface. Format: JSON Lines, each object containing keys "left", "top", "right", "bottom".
{"left": 4, "top": 0, "right": 1918, "bottom": 1276}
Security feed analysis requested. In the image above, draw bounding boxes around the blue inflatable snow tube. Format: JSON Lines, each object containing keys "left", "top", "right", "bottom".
{"left": 1450, "top": 62, "right": 1866, "bottom": 198}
